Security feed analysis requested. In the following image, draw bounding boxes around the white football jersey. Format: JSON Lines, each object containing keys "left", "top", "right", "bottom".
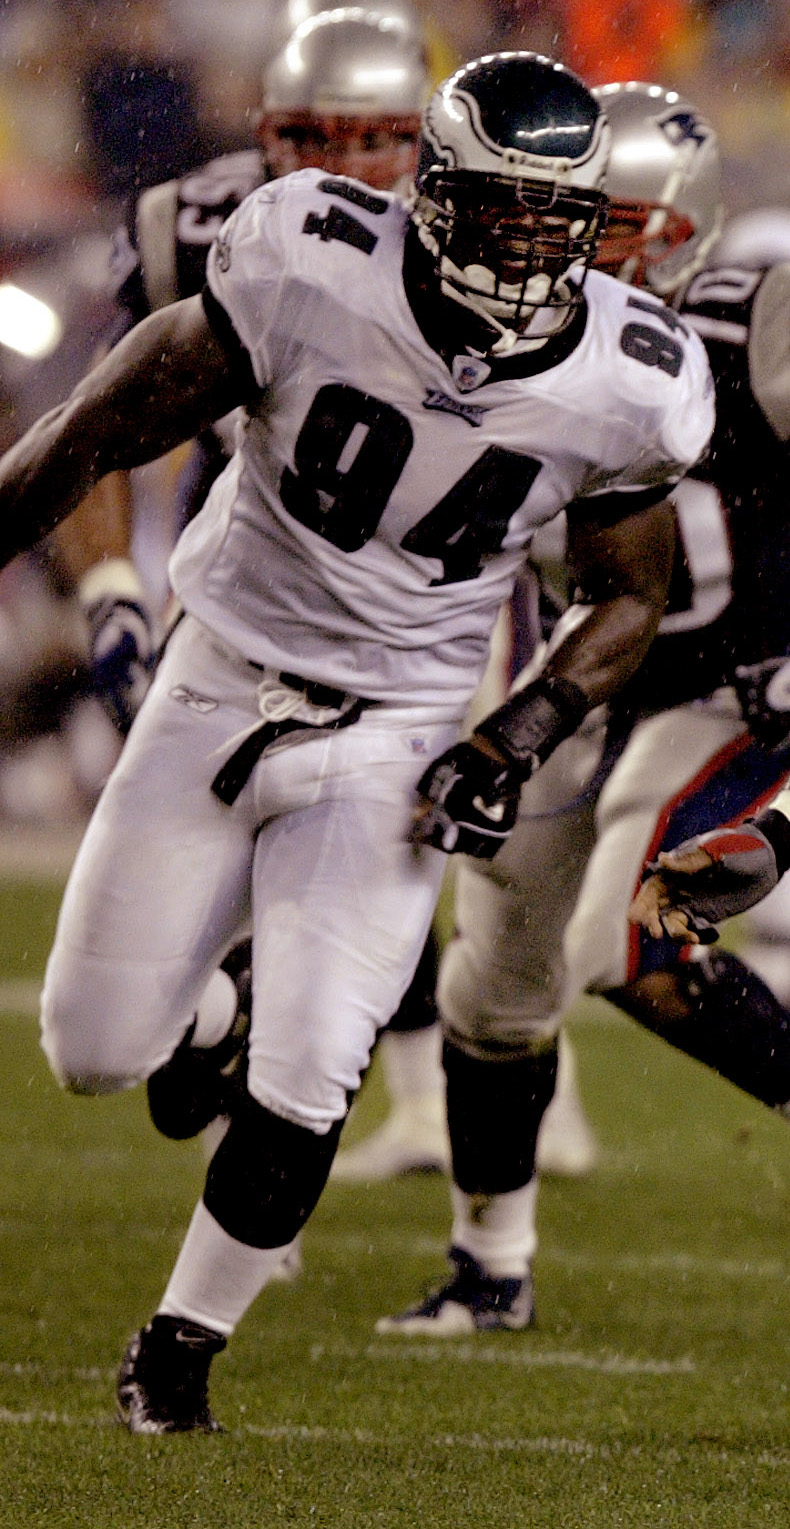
{"left": 169, "top": 169, "right": 714, "bottom": 708}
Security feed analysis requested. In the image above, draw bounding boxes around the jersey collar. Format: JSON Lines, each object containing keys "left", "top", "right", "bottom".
{"left": 400, "top": 222, "right": 589, "bottom": 388}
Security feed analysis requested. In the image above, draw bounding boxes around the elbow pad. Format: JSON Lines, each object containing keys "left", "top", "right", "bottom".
{"left": 475, "top": 674, "right": 589, "bottom": 777}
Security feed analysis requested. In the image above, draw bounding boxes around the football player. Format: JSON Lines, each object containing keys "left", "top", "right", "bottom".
{"left": 57, "top": 6, "right": 453, "bottom": 1187}
{"left": 378, "top": 79, "right": 790, "bottom": 1338}
{"left": 0, "top": 53, "right": 712, "bottom": 1431}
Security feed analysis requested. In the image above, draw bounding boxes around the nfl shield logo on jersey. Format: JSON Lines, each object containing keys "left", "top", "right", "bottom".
{"left": 451, "top": 355, "right": 492, "bottom": 392}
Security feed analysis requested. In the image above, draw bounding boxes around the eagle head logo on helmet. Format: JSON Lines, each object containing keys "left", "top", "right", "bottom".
{"left": 411, "top": 52, "right": 611, "bottom": 354}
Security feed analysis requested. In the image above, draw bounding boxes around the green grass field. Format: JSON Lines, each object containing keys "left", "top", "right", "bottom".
{"left": 2, "top": 872, "right": 790, "bottom": 1527}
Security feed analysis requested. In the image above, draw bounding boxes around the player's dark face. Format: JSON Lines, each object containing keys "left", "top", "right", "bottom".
{"left": 441, "top": 182, "right": 599, "bottom": 294}
{"left": 261, "top": 111, "right": 420, "bottom": 190}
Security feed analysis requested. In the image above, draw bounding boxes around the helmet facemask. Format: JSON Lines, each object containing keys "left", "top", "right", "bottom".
{"left": 590, "top": 82, "right": 723, "bottom": 301}
{"left": 413, "top": 168, "right": 608, "bottom": 349}
{"left": 260, "top": 108, "right": 421, "bottom": 188}
{"left": 595, "top": 197, "right": 696, "bottom": 289}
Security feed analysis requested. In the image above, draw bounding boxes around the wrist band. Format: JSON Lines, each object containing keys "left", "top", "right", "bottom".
{"left": 475, "top": 674, "right": 589, "bottom": 774}
{"left": 78, "top": 557, "right": 145, "bottom": 611}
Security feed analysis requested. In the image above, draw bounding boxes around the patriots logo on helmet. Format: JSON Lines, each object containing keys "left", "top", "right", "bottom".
{"left": 659, "top": 111, "right": 709, "bottom": 150}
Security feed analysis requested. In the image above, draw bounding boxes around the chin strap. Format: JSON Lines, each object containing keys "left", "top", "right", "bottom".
{"left": 438, "top": 277, "right": 519, "bottom": 353}
{"left": 438, "top": 275, "right": 577, "bottom": 357}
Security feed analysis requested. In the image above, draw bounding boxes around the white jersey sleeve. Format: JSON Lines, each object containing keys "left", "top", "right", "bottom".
{"left": 205, "top": 178, "right": 297, "bottom": 389}
{"left": 568, "top": 273, "right": 715, "bottom": 510}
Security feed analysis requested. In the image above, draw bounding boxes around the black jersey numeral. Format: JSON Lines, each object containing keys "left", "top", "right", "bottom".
{"left": 303, "top": 205, "right": 378, "bottom": 254}
{"left": 626, "top": 294, "right": 689, "bottom": 337}
{"left": 402, "top": 447, "right": 541, "bottom": 585}
{"left": 302, "top": 182, "right": 388, "bottom": 253}
{"left": 280, "top": 384, "right": 413, "bottom": 552}
{"left": 281, "top": 386, "right": 540, "bottom": 580}
{"left": 315, "top": 179, "right": 389, "bottom": 215}
{"left": 620, "top": 294, "right": 686, "bottom": 378}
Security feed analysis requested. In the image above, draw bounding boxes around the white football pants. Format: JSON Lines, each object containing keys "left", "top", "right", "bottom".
{"left": 41, "top": 616, "right": 459, "bottom": 1132}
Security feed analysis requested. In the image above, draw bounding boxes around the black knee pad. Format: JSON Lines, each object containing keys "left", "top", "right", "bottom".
{"left": 443, "top": 1039, "right": 558, "bottom": 1195}
{"left": 673, "top": 950, "right": 790, "bottom": 1108}
{"left": 203, "top": 1093, "right": 345, "bottom": 1248}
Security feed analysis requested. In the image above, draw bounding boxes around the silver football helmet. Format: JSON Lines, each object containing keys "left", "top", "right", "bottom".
{"left": 711, "top": 208, "right": 790, "bottom": 269}
{"left": 592, "top": 81, "right": 723, "bottom": 300}
{"left": 260, "top": 7, "right": 428, "bottom": 187}
{"left": 266, "top": 0, "right": 424, "bottom": 57}
{"left": 412, "top": 52, "right": 610, "bottom": 349}
{"left": 262, "top": 7, "right": 427, "bottom": 113}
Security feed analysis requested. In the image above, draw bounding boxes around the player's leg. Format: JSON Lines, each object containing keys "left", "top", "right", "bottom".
{"left": 536, "top": 1026, "right": 599, "bottom": 1175}
{"left": 146, "top": 939, "right": 252, "bottom": 1141}
{"left": 40, "top": 618, "right": 260, "bottom": 1094}
{"left": 378, "top": 722, "right": 603, "bottom": 1334}
{"left": 119, "top": 703, "right": 458, "bottom": 1429}
{"left": 331, "top": 926, "right": 451, "bottom": 1180}
{"left": 565, "top": 696, "right": 790, "bottom": 1108}
{"left": 331, "top": 599, "right": 530, "bottom": 1185}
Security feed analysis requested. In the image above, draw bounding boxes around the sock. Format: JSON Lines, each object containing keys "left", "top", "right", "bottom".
{"left": 450, "top": 1177, "right": 538, "bottom": 1278}
{"left": 157, "top": 1199, "right": 291, "bottom": 1337}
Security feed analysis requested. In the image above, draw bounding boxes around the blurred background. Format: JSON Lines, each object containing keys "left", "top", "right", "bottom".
{"left": 0, "top": 0, "right": 787, "bottom": 831}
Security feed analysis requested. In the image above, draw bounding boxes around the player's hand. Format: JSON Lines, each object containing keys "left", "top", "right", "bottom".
{"left": 734, "top": 656, "right": 790, "bottom": 751}
{"left": 84, "top": 594, "right": 156, "bottom": 735}
{"left": 408, "top": 739, "right": 522, "bottom": 858}
{"left": 79, "top": 559, "right": 157, "bottom": 735}
{"left": 628, "top": 824, "right": 781, "bottom": 943}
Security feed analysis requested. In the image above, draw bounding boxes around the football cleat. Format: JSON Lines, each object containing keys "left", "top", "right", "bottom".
{"left": 375, "top": 1247, "right": 535, "bottom": 1335}
{"left": 535, "top": 1089, "right": 599, "bottom": 1177}
{"left": 147, "top": 941, "right": 252, "bottom": 1140}
{"left": 535, "top": 1034, "right": 599, "bottom": 1178}
{"left": 116, "top": 1315, "right": 227, "bottom": 1434}
{"left": 331, "top": 1102, "right": 450, "bottom": 1181}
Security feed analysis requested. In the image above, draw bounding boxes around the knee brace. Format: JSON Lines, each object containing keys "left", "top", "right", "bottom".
{"left": 203, "top": 1093, "right": 345, "bottom": 1248}
{"left": 443, "top": 1038, "right": 558, "bottom": 1195}
{"left": 668, "top": 950, "right": 790, "bottom": 1109}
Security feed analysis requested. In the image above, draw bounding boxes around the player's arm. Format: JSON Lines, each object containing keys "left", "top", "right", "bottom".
{"left": 411, "top": 494, "right": 676, "bottom": 857}
{"left": 628, "top": 786, "right": 790, "bottom": 944}
{"left": 0, "top": 292, "right": 256, "bottom": 571}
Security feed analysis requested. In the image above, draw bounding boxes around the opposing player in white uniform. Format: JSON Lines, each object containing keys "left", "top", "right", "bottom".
{"left": 0, "top": 54, "right": 711, "bottom": 1432}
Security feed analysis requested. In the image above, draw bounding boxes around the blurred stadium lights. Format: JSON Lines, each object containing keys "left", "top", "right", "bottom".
{"left": 0, "top": 284, "right": 63, "bottom": 360}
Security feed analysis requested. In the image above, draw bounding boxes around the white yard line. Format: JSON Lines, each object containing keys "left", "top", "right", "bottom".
{"left": 305, "top": 1229, "right": 790, "bottom": 1281}
{"left": 308, "top": 1342, "right": 696, "bottom": 1375}
{"left": 2, "top": 1406, "right": 790, "bottom": 1470}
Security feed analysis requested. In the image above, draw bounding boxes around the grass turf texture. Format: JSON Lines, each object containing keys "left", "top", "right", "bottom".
{"left": 1, "top": 877, "right": 790, "bottom": 1524}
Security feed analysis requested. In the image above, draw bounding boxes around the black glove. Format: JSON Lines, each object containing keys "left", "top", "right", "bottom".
{"left": 734, "top": 656, "right": 790, "bottom": 751}
{"left": 408, "top": 741, "right": 522, "bottom": 858}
